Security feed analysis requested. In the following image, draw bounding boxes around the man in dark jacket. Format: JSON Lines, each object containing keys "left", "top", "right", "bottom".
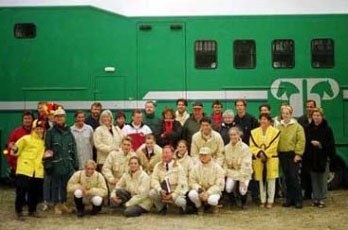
{"left": 45, "top": 108, "right": 78, "bottom": 215}
{"left": 144, "top": 100, "right": 162, "bottom": 137}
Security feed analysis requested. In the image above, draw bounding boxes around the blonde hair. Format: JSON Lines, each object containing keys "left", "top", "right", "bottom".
{"left": 281, "top": 105, "right": 293, "bottom": 114}
{"left": 312, "top": 107, "right": 324, "bottom": 117}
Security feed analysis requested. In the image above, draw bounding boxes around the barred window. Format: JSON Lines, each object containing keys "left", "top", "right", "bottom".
{"left": 195, "top": 40, "right": 217, "bottom": 69}
{"left": 233, "top": 40, "right": 256, "bottom": 69}
{"left": 311, "top": 39, "right": 334, "bottom": 68}
{"left": 272, "top": 39, "right": 294, "bottom": 68}
{"left": 14, "top": 23, "right": 36, "bottom": 39}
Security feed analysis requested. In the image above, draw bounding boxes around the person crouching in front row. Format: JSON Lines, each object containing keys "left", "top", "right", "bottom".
{"left": 110, "top": 156, "right": 152, "bottom": 217}
{"left": 149, "top": 145, "right": 188, "bottom": 215}
{"left": 188, "top": 147, "right": 225, "bottom": 215}
{"left": 67, "top": 160, "right": 107, "bottom": 217}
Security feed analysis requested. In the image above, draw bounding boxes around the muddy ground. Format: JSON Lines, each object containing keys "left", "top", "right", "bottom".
{"left": 0, "top": 186, "right": 347, "bottom": 230}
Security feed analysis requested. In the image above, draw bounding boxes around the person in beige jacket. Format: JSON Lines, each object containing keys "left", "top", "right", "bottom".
{"left": 67, "top": 160, "right": 108, "bottom": 217}
{"left": 223, "top": 127, "right": 253, "bottom": 209}
{"left": 136, "top": 134, "right": 162, "bottom": 174}
{"left": 190, "top": 117, "right": 225, "bottom": 166}
{"left": 174, "top": 140, "right": 194, "bottom": 179}
{"left": 94, "top": 110, "right": 126, "bottom": 170}
{"left": 149, "top": 145, "right": 188, "bottom": 215}
{"left": 188, "top": 147, "right": 225, "bottom": 215}
{"left": 102, "top": 137, "right": 136, "bottom": 190}
{"left": 110, "top": 156, "right": 152, "bottom": 217}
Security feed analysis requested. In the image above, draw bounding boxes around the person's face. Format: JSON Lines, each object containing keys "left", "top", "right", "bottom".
{"left": 177, "top": 142, "right": 187, "bottom": 154}
{"left": 85, "top": 164, "right": 95, "bottom": 177}
{"left": 312, "top": 112, "right": 323, "bottom": 125}
{"left": 145, "top": 139, "right": 155, "bottom": 150}
{"left": 164, "top": 111, "right": 173, "bottom": 120}
{"left": 129, "top": 159, "right": 140, "bottom": 173}
{"left": 199, "top": 154, "right": 211, "bottom": 164}
{"left": 34, "top": 127, "right": 44, "bottom": 138}
{"left": 223, "top": 115, "right": 234, "bottom": 124}
{"left": 37, "top": 104, "right": 46, "bottom": 113}
{"left": 213, "top": 104, "right": 222, "bottom": 114}
{"left": 75, "top": 113, "right": 85, "bottom": 126}
{"left": 116, "top": 116, "right": 126, "bottom": 126}
{"left": 193, "top": 107, "right": 203, "bottom": 119}
{"left": 91, "top": 106, "right": 101, "bottom": 118}
{"left": 145, "top": 103, "right": 155, "bottom": 115}
{"left": 54, "top": 115, "right": 66, "bottom": 126}
{"left": 177, "top": 101, "right": 186, "bottom": 113}
{"left": 260, "top": 106, "right": 270, "bottom": 115}
{"left": 201, "top": 121, "right": 211, "bottom": 135}
{"left": 133, "top": 113, "right": 143, "bottom": 125}
{"left": 101, "top": 114, "right": 112, "bottom": 126}
{"left": 48, "top": 114, "right": 55, "bottom": 122}
{"left": 162, "top": 148, "right": 173, "bottom": 163}
{"left": 306, "top": 102, "right": 316, "bottom": 115}
{"left": 236, "top": 102, "right": 246, "bottom": 114}
{"left": 23, "top": 115, "right": 33, "bottom": 128}
{"left": 121, "top": 140, "right": 132, "bottom": 153}
{"left": 229, "top": 129, "right": 239, "bottom": 144}
{"left": 260, "top": 117, "right": 271, "bottom": 129}
{"left": 281, "top": 108, "right": 292, "bottom": 121}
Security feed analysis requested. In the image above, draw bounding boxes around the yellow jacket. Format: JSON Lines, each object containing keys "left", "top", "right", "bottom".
{"left": 276, "top": 119, "right": 305, "bottom": 156}
{"left": 113, "top": 169, "right": 153, "bottom": 211}
{"left": 249, "top": 126, "right": 280, "bottom": 181}
{"left": 14, "top": 132, "right": 44, "bottom": 178}
{"left": 67, "top": 170, "right": 108, "bottom": 199}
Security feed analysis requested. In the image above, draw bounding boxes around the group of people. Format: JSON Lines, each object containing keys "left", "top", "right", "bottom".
{"left": 4, "top": 98, "right": 336, "bottom": 220}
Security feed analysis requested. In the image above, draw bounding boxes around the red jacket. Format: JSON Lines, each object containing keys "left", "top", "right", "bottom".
{"left": 5, "top": 126, "right": 31, "bottom": 170}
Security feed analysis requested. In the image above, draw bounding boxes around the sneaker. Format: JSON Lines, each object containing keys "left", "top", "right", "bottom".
{"left": 54, "top": 204, "right": 63, "bottom": 215}
{"left": 158, "top": 206, "right": 167, "bottom": 216}
{"left": 312, "top": 201, "right": 319, "bottom": 207}
{"left": 266, "top": 203, "right": 273, "bottom": 209}
{"left": 61, "top": 203, "right": 73, "bottom": 214}
{"left": 259, "top": 203, "right": 266, "bottom": 208}
{"left": 318, "top": 201, "right": 325, "bottom": 208}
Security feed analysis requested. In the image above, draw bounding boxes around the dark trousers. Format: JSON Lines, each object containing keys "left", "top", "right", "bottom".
{"left": 116, "top": 188, "right": 146, "bottom": 217}
{"left": 248, "top": 179, "right": 259, "bottom": 201}
{"left": 279, "top": 151, "right": 302, "bottom": 204}
{"left": 15, "top": 174, "right": 43, "bottom": 213}
{"left": 51, "top": 173, "right": 71, "bottom": 203}
{"left": 301, "top": 161, "right": 312, "bottom": 199}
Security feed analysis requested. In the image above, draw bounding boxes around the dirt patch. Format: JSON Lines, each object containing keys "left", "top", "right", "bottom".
{"left": 0, "top": 187, "right": 347, "bottom": 230}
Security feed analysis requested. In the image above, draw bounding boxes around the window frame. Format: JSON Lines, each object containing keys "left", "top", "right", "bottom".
{"left": 194, "top": 40, "right": 218, "bottom": 69}
{"left": 233, "top": 39, "right": 256, "bottom": 69}
{"left": 311, "top": 38, "right": 335, "bottom": 69}
{"left": 14, "top": 23, "right": 37, "bottom": 39}
{"left": 271, "top": 39, "right": 295, "bottom": 69}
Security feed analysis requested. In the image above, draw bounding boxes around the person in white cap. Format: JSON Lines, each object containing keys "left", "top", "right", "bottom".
{"left": 67, "top": 160, "right": 107, "bottom": 217}
{"left": 188, "top": 147, "right": 225, "bottom": 215}
{"left": 45, "top": 108, "right": 79, "bottom": 215}
{"left": 149, "top": 145, "right": 188, "bottom": 215}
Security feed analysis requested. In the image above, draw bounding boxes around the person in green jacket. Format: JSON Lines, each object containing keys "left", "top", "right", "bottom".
{"left": 276, "top": 105, "right": 305, "bottom": 209}
{"left": 44, "top": 108, "right": 78, "bottom": 215}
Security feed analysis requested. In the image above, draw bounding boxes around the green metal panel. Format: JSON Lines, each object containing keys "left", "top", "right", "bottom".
{"left": 136, "top": 22, "right": 186, "bottom": 100}
{"left": 94, "top": 76, "right": 126, "bottom": 100}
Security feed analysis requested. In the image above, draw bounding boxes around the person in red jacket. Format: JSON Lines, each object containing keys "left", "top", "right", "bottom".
{"left": 4, "top": 111, "right": 34, "bottom": 172}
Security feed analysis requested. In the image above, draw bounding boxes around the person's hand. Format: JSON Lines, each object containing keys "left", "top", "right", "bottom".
{"left": 111, "top": 195, "right": 122, "bottom": 205}
{"left": 44, "top": 150, "right": 53, "bottom": 158}
{"left": 294, "top": 155, "right": 302, "bottom": 163}
{"left": 8, "top": 142, "right": 15, "bottom": 149}
{"left": 311, "top": 140, "right": 322, "bottom": 148}
{"left": 161, "top": 193, "right": 173, "bottom": 203}
{"left": 110, "top": 178, "right": 118, "bottom": 185}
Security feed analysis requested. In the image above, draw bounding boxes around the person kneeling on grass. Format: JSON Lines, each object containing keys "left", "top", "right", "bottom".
{"left": 67, "top": 160, "right": 107, "bottom": 217}
{"left": 110, "top": 156, "right": 152, "bottom": 217}
{"left": 188, "top": 147, "right": 225, "bottom": 215}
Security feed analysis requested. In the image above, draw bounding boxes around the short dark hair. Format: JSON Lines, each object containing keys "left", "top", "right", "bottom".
{"left": 132, "top": 109, "right": 142, "bottom": 116}
{"left": 259, "top": 104, "right": 271, "bottom": 112}
{"left": 128, "top": 156, "right": 141, "bottom": 166}
{"left": 212, "top": 100, "right": 223, "bottom": 108}
{"left": 91, "top": 102, "right": 102, "bottom": 109}
{"left": 22, "top": 111, "right": 35, "bottom": 120}
{"left": 259, "top": 113, "right": 272, "bottom": 122}
{"left": 162, "top": 107, "right": 175, "bottom": 119}
{"left": 145, "top": 134, "right": 156, "bottom": 142}
{"left": 200, "top": 117, "right": 212, "bottom": 124}
{"left": 145, "top": 100, "right": 156, "bottom": 107}
{"left": 176, "top": 98, "right": 188, "bottom": 106}
{"left": 74, "top": 110, "right": 85, "bottom": 118}
{"left": 234, "top": 98, "right": 247, "bottom": 107}
{"left": 306, "top": 100, "right": 316, "bottom": 107}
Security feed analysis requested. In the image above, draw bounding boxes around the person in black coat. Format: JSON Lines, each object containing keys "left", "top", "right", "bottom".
{"left": 305, "top": 108, "right": 335, "bottom": 208}
{"left": 157, "top": 108, "right": 182, "bottom": 148}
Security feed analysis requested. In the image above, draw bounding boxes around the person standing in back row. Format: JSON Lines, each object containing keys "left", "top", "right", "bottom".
{"left": 85, "top": 102, "right": 102, "bottom": 162}
{"left": 144, "top": 100, "right": 162, "bottom": 138}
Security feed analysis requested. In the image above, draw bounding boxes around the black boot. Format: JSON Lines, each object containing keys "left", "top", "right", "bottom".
{"left": 74, "top": 197, "right": 85, "bottom": 217}
{"left": 240, "top": 194, "right": 247, "bottom": 209}
{"left": 91, "top": 205, "right": 102, "bottom": 215}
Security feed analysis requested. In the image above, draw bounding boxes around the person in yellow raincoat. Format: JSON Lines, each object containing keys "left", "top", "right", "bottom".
{"left": 250, "top": 114, "right": 280, "bottom": 208}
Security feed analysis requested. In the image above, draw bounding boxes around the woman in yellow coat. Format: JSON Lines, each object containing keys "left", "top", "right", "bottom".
{"left": 11, "top": 119, "right": 45, "bottom": 219}
{"left": 250, "top": 114, "right": 280, "bottom": 208}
